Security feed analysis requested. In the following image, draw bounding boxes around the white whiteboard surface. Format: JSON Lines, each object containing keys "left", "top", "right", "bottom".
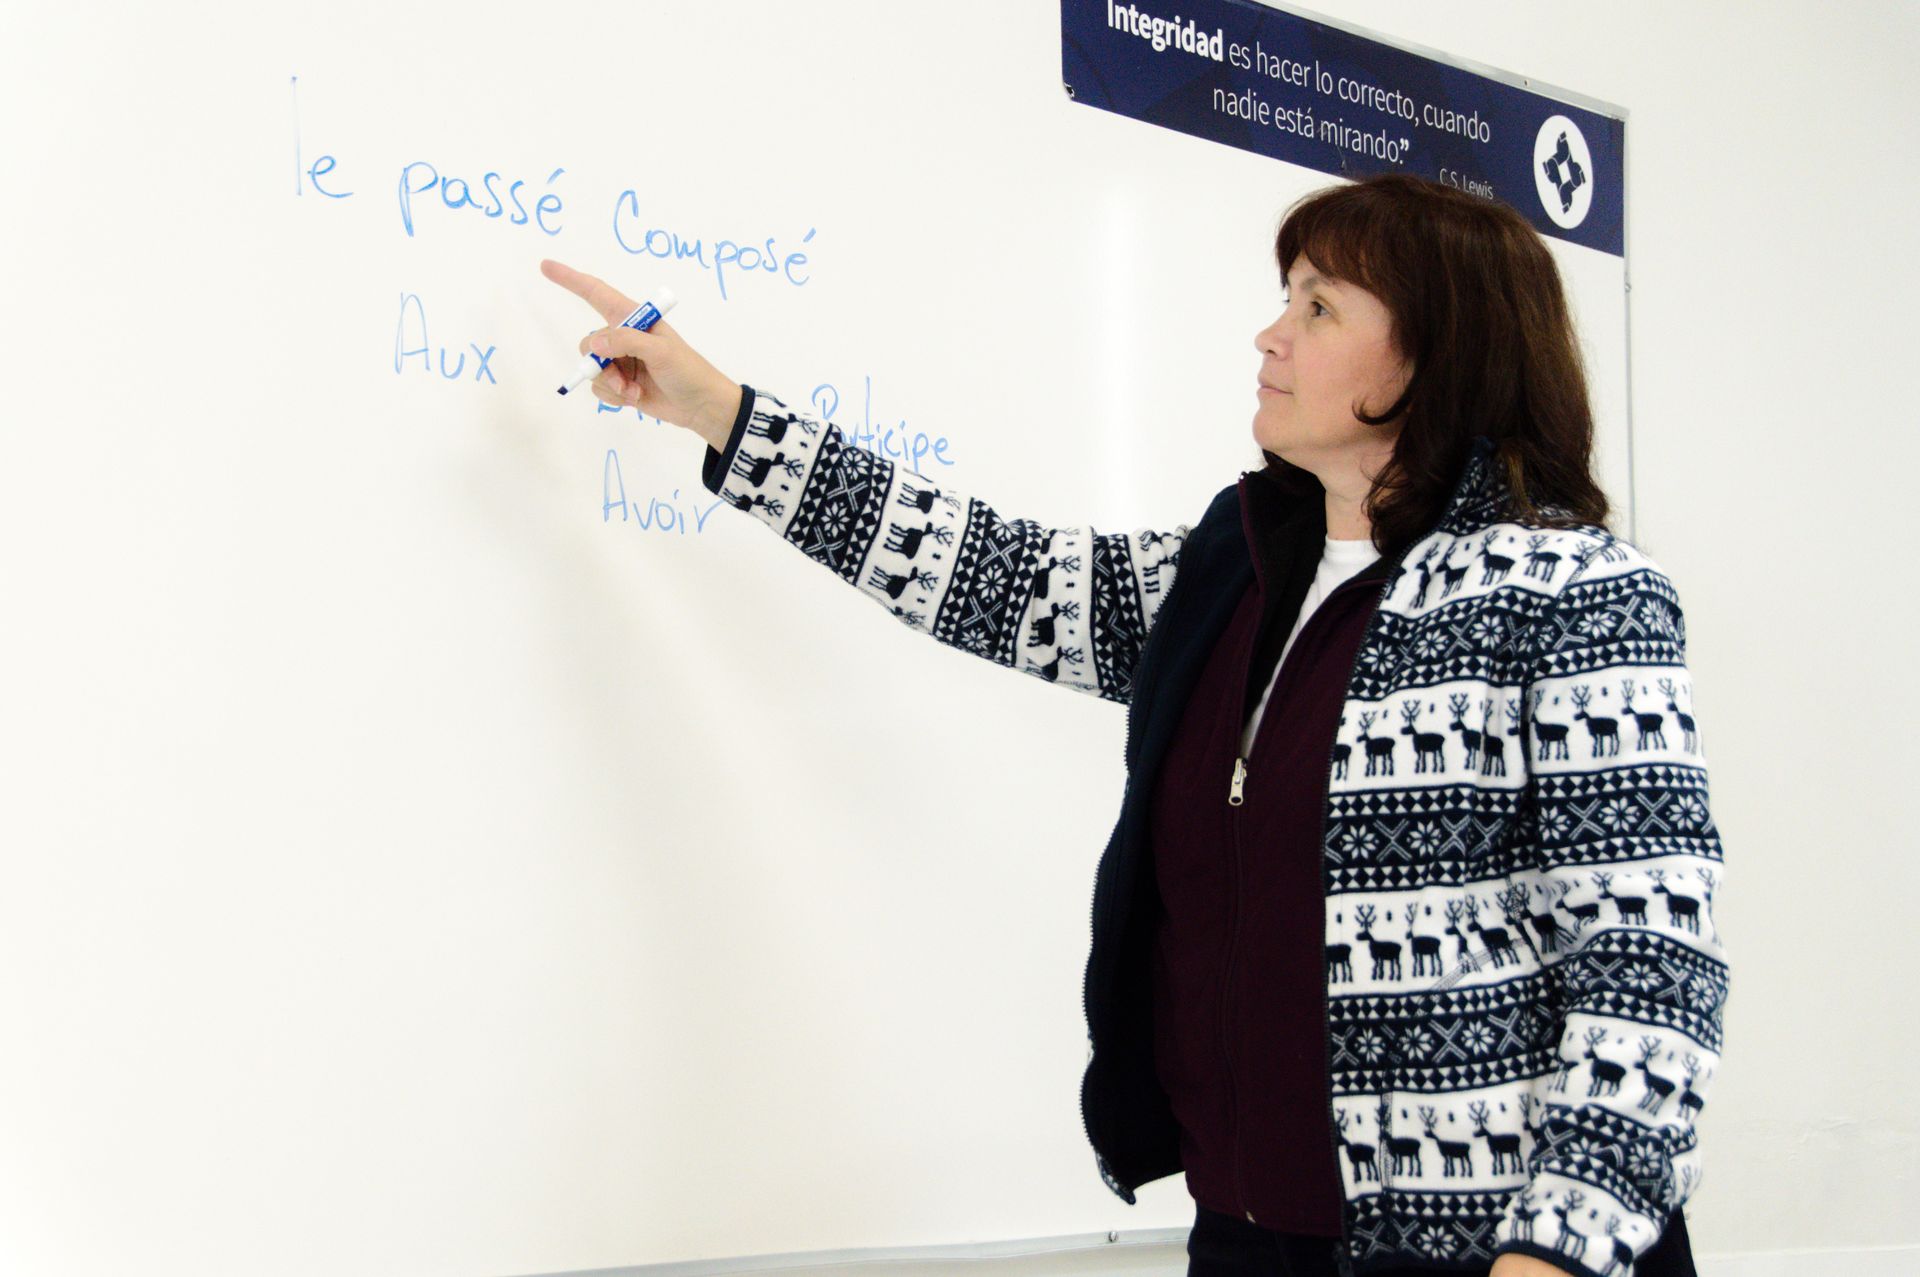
{"left": 0, "top": 3, "right": 1627, "bottom": 1274}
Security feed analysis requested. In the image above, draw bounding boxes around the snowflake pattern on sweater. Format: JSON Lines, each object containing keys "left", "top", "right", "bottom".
{"left": 700, "top": 386, "right": 1729, "bottom": 1277}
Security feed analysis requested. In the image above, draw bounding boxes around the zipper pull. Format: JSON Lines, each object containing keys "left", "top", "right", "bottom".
{"left": 1229, "top": 756, "right": 1248, "bottom": 806}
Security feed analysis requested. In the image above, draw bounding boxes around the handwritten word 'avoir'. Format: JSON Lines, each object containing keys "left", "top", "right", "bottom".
{"left": 601, "top": 457, "right": 725, "bottom": 532}
{"left": 397, "top": 161, "right": 565, "bottom": 237}
{"left": 613, "top": 195, "right": 813, "bottom": 302}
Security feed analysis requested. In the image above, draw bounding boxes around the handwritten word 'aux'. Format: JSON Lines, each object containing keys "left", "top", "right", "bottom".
{"left": 394, "top": 294, "right": 497, "bottom": 382}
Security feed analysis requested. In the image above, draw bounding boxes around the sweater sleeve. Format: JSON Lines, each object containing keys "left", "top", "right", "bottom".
{"left": 698, "top": 384, "right": 1189, "bottom": 705}
{"left": 1488, "top": 542, "right": 1730, "bottom": 1277}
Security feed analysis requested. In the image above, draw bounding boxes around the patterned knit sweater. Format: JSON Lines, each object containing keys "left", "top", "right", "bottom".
{"left": 699, "top": 385, "right": 1730, "bottom": 1277}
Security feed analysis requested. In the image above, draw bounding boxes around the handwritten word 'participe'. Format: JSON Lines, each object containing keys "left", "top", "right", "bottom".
{"left": 586, "top": 376, "right": 957, "bottom": 471}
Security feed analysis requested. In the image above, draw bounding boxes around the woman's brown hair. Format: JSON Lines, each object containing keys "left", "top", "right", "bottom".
{"left": 1259, "top": 172, "right": 1613, "bottom": 555}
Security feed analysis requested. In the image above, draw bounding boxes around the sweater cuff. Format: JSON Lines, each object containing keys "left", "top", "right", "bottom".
{"left": 700, "top": 383, "right": 756, "bottom": 496}
{"left": 1488, "top": 1239, "right": 1604, "bottom": 1277}
{"left": 1488, "top": 1167, "right": 1674, "bottom": 1277}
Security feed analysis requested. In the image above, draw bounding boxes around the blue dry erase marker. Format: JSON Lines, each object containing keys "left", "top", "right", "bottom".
{"left": 557, "top": 285, "right": 679, "bottom": 396}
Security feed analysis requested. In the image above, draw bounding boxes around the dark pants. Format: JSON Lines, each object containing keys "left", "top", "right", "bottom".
{"left": 1185, "top": 1206, "right": 1453, "bottom": 1277}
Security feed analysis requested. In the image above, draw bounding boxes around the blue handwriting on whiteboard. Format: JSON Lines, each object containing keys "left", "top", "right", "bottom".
{"left": 290, "top": 75, "right": 353, "bottom": 198}
{"left": 396, "top": 161, "right": 566, "bottom": 237}
{"left": 612, "top": 196, "right": 813, "bottom": 301}
{"left": 602, "top": 454, "right": 726, "bottom": 532}
{"left": 810, "top": 377, "right": 954, "bottom": 470}
{"left": 305, "top": 153, "right": 352, "bottom": 198}
{"left": 589, "top": 375, "right": 955, "bottom": 470}
{"left": 394, "top": 293, "right": 498, "bottom": 382}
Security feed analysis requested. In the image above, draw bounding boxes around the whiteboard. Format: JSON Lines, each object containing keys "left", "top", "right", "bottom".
{"left": 0, "top": 2, "right": 1628, "bottom": 1274}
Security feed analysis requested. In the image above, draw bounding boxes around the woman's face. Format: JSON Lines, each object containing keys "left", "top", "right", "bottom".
{"left": 1252, "top": 256, "right": 1411, "bottom": 472}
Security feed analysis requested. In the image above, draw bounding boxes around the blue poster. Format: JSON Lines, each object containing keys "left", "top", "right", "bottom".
{"left": 1062, "top": 0, "right": 1625, "bottom": 256}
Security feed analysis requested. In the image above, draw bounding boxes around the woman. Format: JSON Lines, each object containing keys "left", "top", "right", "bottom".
{"left": 540, "top": 172, "right": 1728, "bottom": 1277}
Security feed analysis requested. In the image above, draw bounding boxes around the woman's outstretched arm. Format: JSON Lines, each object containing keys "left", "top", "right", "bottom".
{"left": 700, "top": 385, "right": 1189, "bottom": 705}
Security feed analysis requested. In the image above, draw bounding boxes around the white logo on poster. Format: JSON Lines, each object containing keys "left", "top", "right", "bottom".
{"left": 1532, "top": 114, "right": 1593, "bottom": 229}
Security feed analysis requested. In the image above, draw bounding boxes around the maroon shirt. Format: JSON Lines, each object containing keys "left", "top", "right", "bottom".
{"left": 1148, "top": 469, "right": 1393, "bottom": 1233}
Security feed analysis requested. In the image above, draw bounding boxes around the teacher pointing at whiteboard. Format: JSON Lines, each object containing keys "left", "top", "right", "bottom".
{"left": 537, "top": 261, "right": 745, "bottom": 452}
{"left": 540, "top": 172, "right": 1726, "bottom": 1277}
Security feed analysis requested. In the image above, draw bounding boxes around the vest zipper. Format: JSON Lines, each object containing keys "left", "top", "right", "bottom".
{"left": 1232, "top": 562, "right": 1400, "bottom": 1264}
{"left": 1227, "top": 570, "right": 1374, "bottom": 809}
{"left": 1223, "top": 572, "right": 1276, "bottom": 1223}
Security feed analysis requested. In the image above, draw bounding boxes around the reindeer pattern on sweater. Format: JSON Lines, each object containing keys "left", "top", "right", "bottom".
{"left": 700, "top": 387, "right": 1728, "bottom": 1277}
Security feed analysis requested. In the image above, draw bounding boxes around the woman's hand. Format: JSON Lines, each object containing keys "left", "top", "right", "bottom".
{"left": 539, "top": 259, "right": 743, "bottom": 449}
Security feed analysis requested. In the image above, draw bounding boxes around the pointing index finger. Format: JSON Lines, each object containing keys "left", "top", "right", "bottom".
{"left": 539, "top": 259, "right": 637, "bottom": 326}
